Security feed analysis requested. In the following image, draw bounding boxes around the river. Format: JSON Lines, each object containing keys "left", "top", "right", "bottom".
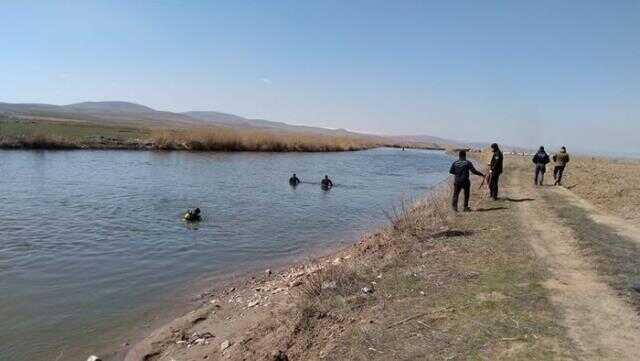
{"left": 0, "top": 148, "right": 451, "bottom": 360}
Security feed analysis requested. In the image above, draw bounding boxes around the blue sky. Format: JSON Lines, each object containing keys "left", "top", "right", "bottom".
{"left": 1, "top": 1, "right": 639, "bottom": 155}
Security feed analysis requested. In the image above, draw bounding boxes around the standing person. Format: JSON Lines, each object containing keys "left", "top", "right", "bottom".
{"left": 488, "top": 143, "right": 504, "bottom": 200}
{"left": 532, "top": 146, "right": 550, "bottom": 186}
{"left": 553, "top": 146, "right": 570, "bottom": 186}
{"left": 449, "top": 150, "right": 485, "bottom": 212}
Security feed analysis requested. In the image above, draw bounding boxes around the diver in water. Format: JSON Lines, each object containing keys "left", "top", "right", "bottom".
{"left": 184, "top": 208, "right": 202, "bottom": 222}
{"left": 321, "top": 175, "right": 334, "bottom": 190}
{"left": 289, "top": 173, "right": 301, "bottom": 186}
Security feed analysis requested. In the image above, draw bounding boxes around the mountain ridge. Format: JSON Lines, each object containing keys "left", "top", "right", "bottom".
{"left": 0, "top": 100, "right": 463, "bottom": 148}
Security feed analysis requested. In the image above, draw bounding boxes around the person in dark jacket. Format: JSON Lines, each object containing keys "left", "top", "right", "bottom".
{"left": 532, "top": 146, "right": 550, "bottom": 186}
{"left": 552, "top": 146, "right": 570, "bottom": 186}
{"left": 449, "top": 150, "right": 485, "bottom": 212}
{"left": 488, "top": 143, "right": 504, "bottom": 200}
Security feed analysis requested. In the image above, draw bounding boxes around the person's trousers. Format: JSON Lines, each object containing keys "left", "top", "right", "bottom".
{"left": 489, "top": 173, "right": 500, "bottom": 199}
{"left": 534, "top": 165, "right": 546, "bottom": 185}
{"left": 554, "top": 166, "right": 566, "bottom": 185}
{"left": 452, "top": 180, "right": 470, "bottom": 210}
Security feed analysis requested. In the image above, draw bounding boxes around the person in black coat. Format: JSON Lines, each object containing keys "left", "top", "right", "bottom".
{"left": 449, "top": 150, "right": 485, "bottom": 212}
{"left": 488, "top": 143, "right": 504, "bottom": 200}
{"left": 532, "top": 146, "right": 551, "bottom": 186}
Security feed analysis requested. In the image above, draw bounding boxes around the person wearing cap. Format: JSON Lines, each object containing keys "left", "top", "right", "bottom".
{"left": 552, "top": 146, "right": 570, "bottom": 186}
{"left": 532, "top": 146, "right": 551, "bottom": 186}
{"left": 449, "top": 150, "right": 485, "bottom": 212}
{"left": 488, "top": 143, "right": 504, "bottom": 200}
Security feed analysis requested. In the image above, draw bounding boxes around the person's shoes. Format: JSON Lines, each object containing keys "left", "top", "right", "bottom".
{"left": 452, "top": 207, "right": 459, "bottom": 212}
{"left": 463, "top": 207, "right": 472, "bottom": 212}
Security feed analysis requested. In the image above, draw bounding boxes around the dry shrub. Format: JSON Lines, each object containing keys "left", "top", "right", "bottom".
{"left": 383, "top": 182, "right": 451, "bottom": 240}
{"left": 150, "top": 128, "right": 376, "bottom": 152}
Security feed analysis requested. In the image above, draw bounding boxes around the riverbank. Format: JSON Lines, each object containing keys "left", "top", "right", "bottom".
{"left": 0, "top": 118, "right": 445, "bottom": 152}
{"left": 116, "top": 153, "right": 640, "bottom": 361}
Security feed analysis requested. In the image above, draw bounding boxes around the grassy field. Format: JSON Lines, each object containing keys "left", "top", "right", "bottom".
{"left": 561, "top": 156, "right": 640, "bottom": 223}
{"left": 0, "top": 117, "right": 149, "bottom": 149}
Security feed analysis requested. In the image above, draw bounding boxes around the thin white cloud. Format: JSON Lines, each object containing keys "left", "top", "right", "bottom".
{"left": 260, "top": 77, "right": 272, "bottom": 84}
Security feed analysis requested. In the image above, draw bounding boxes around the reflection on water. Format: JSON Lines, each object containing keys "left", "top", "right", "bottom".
{"left": 0, "top": 148, "right": 451, "bottom": 360}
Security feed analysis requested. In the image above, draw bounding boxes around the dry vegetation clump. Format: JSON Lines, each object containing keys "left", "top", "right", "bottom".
{"left": 562, "top": 156, "right": 640, "bottom": 222}
{"left": 0, "top": 133, "right": 81, "bottom": 149}
{"left": 150, "top": 128, "right": 377, "bottom": 152}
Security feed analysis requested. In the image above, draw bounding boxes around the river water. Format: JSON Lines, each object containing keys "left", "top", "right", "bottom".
{"left": 0, "top": 148, "right": 451, "bottom": 360}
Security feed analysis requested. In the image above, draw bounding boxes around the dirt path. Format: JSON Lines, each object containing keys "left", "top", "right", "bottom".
{"left": 507, "top": 166, "right": 640, "bottom": 360}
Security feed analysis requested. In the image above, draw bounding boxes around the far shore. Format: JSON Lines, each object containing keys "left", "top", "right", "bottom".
{"left": 0, "top": 118, "right": 446, "bottom": 152}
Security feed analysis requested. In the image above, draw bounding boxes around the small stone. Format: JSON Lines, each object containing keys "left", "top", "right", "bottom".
{"left": 265, "top": 269, "right": 272, "bottom": 275}
{"left": 210, "top": 299, "right": 220, "bottom": 304}
{"left": 289, "top": 280, "right": 302, "bottom": 288}
{"left": 87, "top": 356, "right": 102, "bottom": 361}
{"left": 248, "top": 300, "right": 260, "bottom": 308}
{"left": 361, "top": 287, "right": 374, "bottom": 294}
{"left": 221, "top": 340, "right": 231, "bottom": 351}
{"left": 321, "top": 281, "right": 337, "bottom": 290}
{"left": 332, "top": 257, "right": 342, "bottom": 265}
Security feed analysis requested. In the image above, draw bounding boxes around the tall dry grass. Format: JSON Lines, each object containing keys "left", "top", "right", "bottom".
{"left": 562, "top": 156, "right": 640, "bottom": 222}
{"left": 150, "top": 128, "right": 378, "bottom": 152}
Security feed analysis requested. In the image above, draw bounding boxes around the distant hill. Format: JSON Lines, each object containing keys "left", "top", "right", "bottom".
{"left": 0, "top": 100, "right": 466, "bottom": 149}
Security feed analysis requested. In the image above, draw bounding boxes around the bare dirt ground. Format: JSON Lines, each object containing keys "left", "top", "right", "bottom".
{"left": 120, "top": 155, "right": 640, "bottom": 361}
{"left": 508, "top": 158, "right": 640, "bottom": 360}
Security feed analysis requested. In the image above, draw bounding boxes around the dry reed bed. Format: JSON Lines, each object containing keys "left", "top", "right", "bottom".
{"left": 150, "top": 128, "right": 378, "bottom": 152}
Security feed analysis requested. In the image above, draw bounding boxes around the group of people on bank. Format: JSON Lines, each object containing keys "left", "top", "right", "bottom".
{"left": 449, "top": 143, "right": 570, "bottom": 212}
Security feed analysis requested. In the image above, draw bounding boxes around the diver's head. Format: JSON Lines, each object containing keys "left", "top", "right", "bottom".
{"left": 293, "top": 173, "right": 297, "bottom": 177}
{"left": 561, "top": 146, "right": 566, "bottom": 152}
{"left": 324, "top": 175, "right": 329, "bottom": 179}
{"left": 458, "top": 150, "right": 467, "bottom": 159}
{"left": 194, "top": 208, "right": 201, "bottom": 215}
{"left": 491, "top": 143, "right": 499, "bottom": 152}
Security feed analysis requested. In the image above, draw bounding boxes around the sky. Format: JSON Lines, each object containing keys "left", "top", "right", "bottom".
{"left": 1, "top": 1, "right": 639, "bottom": 155}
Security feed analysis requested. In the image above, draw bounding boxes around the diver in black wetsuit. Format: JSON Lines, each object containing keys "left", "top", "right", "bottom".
{"left": 184, "top": 208, "right": 201, "bottom": 222}
{"left": 321, "top": 175, "right": 334, "bottom": 190}
{"left": 289, "top": 173, "right": 301, "bottom": 186}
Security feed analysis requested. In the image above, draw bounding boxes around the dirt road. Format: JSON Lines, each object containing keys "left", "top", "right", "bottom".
{"left": 507, "top": 160, "right": 640, "bottom": 360}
